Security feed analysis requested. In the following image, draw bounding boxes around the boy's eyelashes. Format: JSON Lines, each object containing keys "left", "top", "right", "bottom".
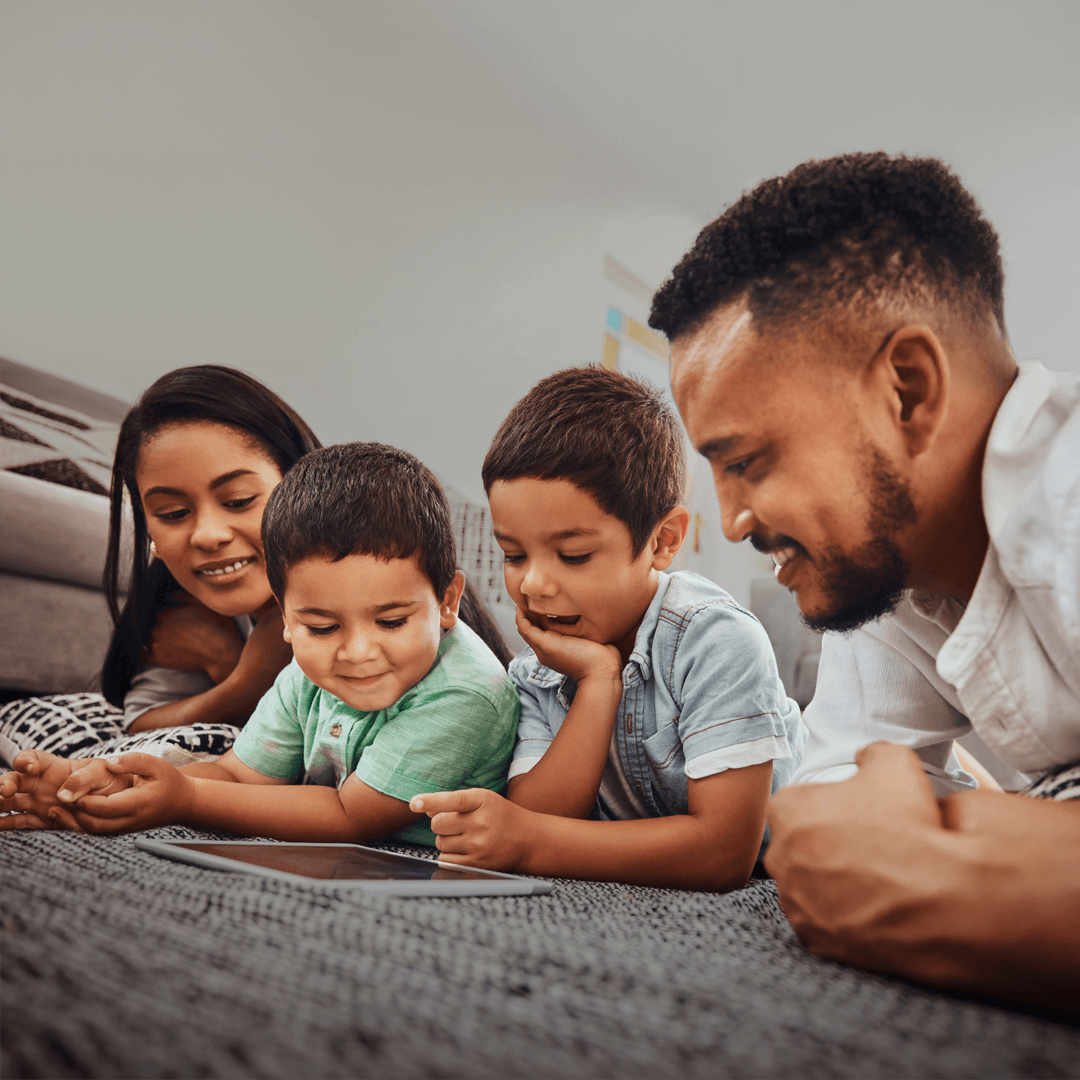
{"left": 502, "top": 553, "right": 593, "bottom": 566}
{"left": 302, "top": 617, "right": 409, "bottom": 637}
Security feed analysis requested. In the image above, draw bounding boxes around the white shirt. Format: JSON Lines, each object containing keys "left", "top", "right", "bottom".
{"left": 792, "top": 362, "right": 1080, "bottom": 796}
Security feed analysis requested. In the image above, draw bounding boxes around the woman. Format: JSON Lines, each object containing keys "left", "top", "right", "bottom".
{"left": 0, "top": 364, "right": 511, "bottom": 767}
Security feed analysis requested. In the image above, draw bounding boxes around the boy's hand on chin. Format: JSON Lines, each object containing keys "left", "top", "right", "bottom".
{"left": 515, "top": 606, "right": 622, "bottom": 686}
{"left": 410, "top": 789, "right": 534, "bottom": 873}
{"left": 56, "top": 753, "right": 195, "bottom": 835}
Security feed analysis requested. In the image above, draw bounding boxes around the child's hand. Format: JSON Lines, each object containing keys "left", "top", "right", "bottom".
{"left": 59, "top": 753, "right": 195, "bottom": 835}
{"left": 515, "top": 606, "right": 623, "bottom": 686}
{"left": 0, "top": 751, "right": 129, "bottom": 831}
{"left": 410, "top": 788, "right": 535, "bottom": 873}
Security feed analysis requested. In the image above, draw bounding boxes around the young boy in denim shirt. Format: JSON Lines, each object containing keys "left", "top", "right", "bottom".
{"left": 412, "top": 367, "right": 804, "bottom": 890}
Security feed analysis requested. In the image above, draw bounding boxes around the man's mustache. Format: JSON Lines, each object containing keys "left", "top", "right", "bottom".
{"left": 749, "top": 533, "right": 810, "bottom": 560}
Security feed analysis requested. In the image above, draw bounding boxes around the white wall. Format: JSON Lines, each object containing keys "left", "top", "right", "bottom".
{"left": 0, "top": 0, "right": 702, "bottom": 513}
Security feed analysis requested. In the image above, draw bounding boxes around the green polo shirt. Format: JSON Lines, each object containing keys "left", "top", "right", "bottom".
{"left": 232, "top": 621, "right": 520, "bottom": 844}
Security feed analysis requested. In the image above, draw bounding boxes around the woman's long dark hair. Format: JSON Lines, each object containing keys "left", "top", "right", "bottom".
{"left": 102, "top": 365, "right": 512, "bottom": 707}
{"left": 101, "top": 366, "right": 322, "bottom": 707}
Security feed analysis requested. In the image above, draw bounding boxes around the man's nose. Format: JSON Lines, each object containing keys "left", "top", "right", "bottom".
{"left": 720, "top": 500, "right": 759, "bottom": 545}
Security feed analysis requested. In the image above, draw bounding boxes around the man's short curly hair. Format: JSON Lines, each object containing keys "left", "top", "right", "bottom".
{"left": 482, "top": 366, "right": 685, "bottom": 558}
{"left": 649, "top": 152, "right": 1005, "bottom": 343}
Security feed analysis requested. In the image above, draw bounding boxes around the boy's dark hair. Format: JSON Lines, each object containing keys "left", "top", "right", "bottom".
{"left": 649, "top": 152, "right": 1005, "bottom": 343}
{"left": 482, "top": 366, "right": 685, "bottom": 557}
{"left": 263, "top": 442, "right": 512, "bottom": 666}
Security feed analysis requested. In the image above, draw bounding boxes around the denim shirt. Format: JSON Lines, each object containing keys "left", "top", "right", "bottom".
{"left": 509, "top": 571, "right": 805, "bottom": 817}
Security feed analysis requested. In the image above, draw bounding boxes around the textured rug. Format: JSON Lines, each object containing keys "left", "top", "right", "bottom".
{"left": 2, "top": 827, "right": 1077, "bottom": 1080}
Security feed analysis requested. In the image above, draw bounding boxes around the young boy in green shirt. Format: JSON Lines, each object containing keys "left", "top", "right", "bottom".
{"left": 0, "top": 444, "right": 519, "bottom": 844}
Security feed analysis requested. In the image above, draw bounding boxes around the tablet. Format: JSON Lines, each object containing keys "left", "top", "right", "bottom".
{"left": 134, "top": 838, "right": 554, "bottom": 896}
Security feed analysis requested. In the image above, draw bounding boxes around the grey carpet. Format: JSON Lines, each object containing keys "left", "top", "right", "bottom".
{"left": 2, "top": 827, "right": 1077, "bottom": 1080}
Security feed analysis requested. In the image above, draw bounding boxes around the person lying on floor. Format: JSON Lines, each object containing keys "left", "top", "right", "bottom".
{"left": 0, "top": 443, "right": 518, "bottom": 845}
{"left": 412, "top": 366, "right": 805, "bottom": 891}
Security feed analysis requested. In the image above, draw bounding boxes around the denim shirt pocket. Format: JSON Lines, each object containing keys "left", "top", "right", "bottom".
{"left": 642, "top": 718, "right": 687, "bottom": 812}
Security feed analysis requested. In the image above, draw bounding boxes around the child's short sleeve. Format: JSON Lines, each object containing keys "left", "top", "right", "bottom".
{"left": 353, "top": 684, "right": 519, "bottom": 803}
{"left": 669, "top": 602, "right": 802, "bottom": 786}
{"left": 231, "top": 662, "right": 309, "bottom": 780}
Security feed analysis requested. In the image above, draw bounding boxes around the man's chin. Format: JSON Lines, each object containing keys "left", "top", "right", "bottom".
{"left": 798, "top": 584, "right": 905, "bottom": 634}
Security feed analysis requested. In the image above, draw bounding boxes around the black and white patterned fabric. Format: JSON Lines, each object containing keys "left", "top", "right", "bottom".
{"left": 2, "top": 827, "right": 1078, "bottom": 1079}
{"left": 1024, "top": 760, "right": 1080, "bottom": 801}
{"left": 0, "top": 693, "right": 238, "bottom": 769}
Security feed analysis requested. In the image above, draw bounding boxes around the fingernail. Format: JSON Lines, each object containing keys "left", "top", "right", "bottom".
{"left": 58, "top": 790, "right": 72, "bottom": 801}
{"left": 410, "top": 797, "right": 424, "bottom": 811}
{"left": 107, "top": 757, "right": 120, "bottom": 766}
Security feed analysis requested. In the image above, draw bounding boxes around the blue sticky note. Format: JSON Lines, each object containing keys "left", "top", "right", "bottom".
{"left": 606, "top": 307, "right": 622, "bottom": 331}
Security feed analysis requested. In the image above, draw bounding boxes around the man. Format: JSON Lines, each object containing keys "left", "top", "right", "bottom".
{"left": 651, "top": 152, "right": 1080, "bottom": 1008}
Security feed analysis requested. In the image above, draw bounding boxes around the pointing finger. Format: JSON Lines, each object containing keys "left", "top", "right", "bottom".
{"left": 409, "top": 788, "right": 488, "bottom": 816}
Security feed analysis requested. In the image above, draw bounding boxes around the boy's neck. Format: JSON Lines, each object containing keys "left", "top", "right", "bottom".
{"left": 612, "top": 571, "right": 664, "bottom": 668}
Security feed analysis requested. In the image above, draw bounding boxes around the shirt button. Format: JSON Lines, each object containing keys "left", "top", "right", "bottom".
{"left": 329, "top": 724, "right": 342, "bottom": 738}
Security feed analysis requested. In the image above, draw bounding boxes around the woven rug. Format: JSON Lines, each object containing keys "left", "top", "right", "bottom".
{"left": 2, "top": 828, "right": 1077, "bottom": 1079}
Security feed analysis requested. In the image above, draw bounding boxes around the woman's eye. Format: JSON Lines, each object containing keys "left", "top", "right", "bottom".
{"left": 560, "top": 553, "right": 592, "bottom": 565}
{"left": 377, "top": 618, "right": 408, "bottom": 630}
{"left": 224, "top": 496, "right": 258, "bottom": 510}
{"left": 154, "top": 509, "right": 189, "bottom": 522}
{"left": 502, "top": 553, "right": 525, "bottom": 565}
{"left": 305, "top": 625, "right": 338, "bottom": 637}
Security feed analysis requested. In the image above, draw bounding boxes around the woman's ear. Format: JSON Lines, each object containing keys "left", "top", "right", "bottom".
{"left": 440, "top": 570, "right": 466, "bottom": 629}
{"left": 873, "top": 325, "right": 950, "bottom": 458}
{"left": 650, "top": 505, "right": 691, "bottom": 570}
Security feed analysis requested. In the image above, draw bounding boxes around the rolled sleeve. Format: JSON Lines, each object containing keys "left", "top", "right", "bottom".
{"left": 508, "top": 654, "right": 556, "bottom": 766}
{"left": 231, "top": 664, "right": 307, "bottom": 780}
{"left": 671, "top": 602, "right": 798, "bottom": 781}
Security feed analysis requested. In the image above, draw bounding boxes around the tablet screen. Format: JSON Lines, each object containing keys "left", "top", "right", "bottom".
{"left": 173, "top": 842, "right": 504, "bottom": 882}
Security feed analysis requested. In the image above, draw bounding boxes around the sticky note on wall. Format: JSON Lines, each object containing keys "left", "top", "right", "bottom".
{"left": 602, "top": 334, "right": 619, "bottom": 370}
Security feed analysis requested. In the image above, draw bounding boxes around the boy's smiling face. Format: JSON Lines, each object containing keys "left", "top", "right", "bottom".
{"left": 489, "top": 478, "right": 683, "bottom": 661}
{"left": 280, "top": 553, "right": 463, "bottom": 712}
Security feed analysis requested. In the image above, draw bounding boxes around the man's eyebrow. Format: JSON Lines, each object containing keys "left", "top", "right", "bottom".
{"left": 210, "top": 469, "right": 257, "bottom": 491}
{"left": 697, "top": 435, "right": 743, "bottom": 460}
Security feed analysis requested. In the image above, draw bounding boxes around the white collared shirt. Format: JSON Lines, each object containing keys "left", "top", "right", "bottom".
{"left": 792, "top": 362, "right": 1080, "bottom": 796}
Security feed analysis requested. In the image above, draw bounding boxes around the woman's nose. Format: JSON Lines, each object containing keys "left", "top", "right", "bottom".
{"left": 190, "top": 510, "right": 233, "bottom": 550}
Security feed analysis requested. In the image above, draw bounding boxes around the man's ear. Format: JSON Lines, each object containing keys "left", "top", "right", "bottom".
{"left": 874, "top": 325, "right": 950, "bottom": 458}
{"left": 440, "top": 570, "right": 466, "bottom": 629}
{"left": 650, "top": 504, "right": 691, "bottom": 570}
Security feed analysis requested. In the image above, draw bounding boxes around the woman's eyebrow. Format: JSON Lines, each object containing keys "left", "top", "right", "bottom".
{"left": 142, "top": 485, "right": 186, "bottom": 499}
{"left": 209, "top": 469, "right": 257, "bottom": 490}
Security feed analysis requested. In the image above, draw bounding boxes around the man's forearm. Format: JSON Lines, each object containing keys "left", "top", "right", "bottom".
{"left": 517, "top": 811, "right": 758, "bottom": 892}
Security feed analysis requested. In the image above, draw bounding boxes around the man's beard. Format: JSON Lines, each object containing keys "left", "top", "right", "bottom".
{"left": 753, "top": 449, "right": 917, "bottom": 634}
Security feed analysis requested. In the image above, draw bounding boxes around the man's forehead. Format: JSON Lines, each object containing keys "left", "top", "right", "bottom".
{"left": 670, "top": 303, "right": 756, "bottom": 388}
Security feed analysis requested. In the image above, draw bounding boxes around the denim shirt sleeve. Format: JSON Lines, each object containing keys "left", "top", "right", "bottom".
{"left": 507, "top": 650, "right": 558, "bottom": 779}
{"left": 663, "top": 600, "right": 800, "bottom": 781}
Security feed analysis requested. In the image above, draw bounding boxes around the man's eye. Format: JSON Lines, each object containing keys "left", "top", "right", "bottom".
{"left": 154, "top": 508, "right": 189, "bottom": 522}
{"left": 560, "top": 553, "right": 592, "bottom": 565}
{"left": 377, "top": 618, "right": 408, "bottom": 630}
{"left": 224, "top": 496, "right": 258, "bottom": 510}
{"left": 724, "top": 457, "right": 752, "bottom": 477}
{"left": 306, "top": 625, "right": 338, "bottom": 637}
{"left": 502, "top": 553, "right": 525, "bottom": 565}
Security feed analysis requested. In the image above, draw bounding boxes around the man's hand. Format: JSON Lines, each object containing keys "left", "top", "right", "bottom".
{"left": 766, "top": 741, "right": 1080, "bottom": 1008}
{"left": 515, "top": 606, "right": 622, "bottom": 687}
{"left": 61, "top": 753, "right": 196, "bottom": 835}
{"left": 146, "top": 593, "right": 244, "bottom": 683}
{"left": 410, "top": 788, "right": 536, "bottom": 873}
{"left": 0, "top": 751, "right": 132, "bottom": 831}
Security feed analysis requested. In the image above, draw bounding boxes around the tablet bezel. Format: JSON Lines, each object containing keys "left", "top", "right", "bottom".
{"left": 134, "top": 837, "right": 554, "bottom": 896}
